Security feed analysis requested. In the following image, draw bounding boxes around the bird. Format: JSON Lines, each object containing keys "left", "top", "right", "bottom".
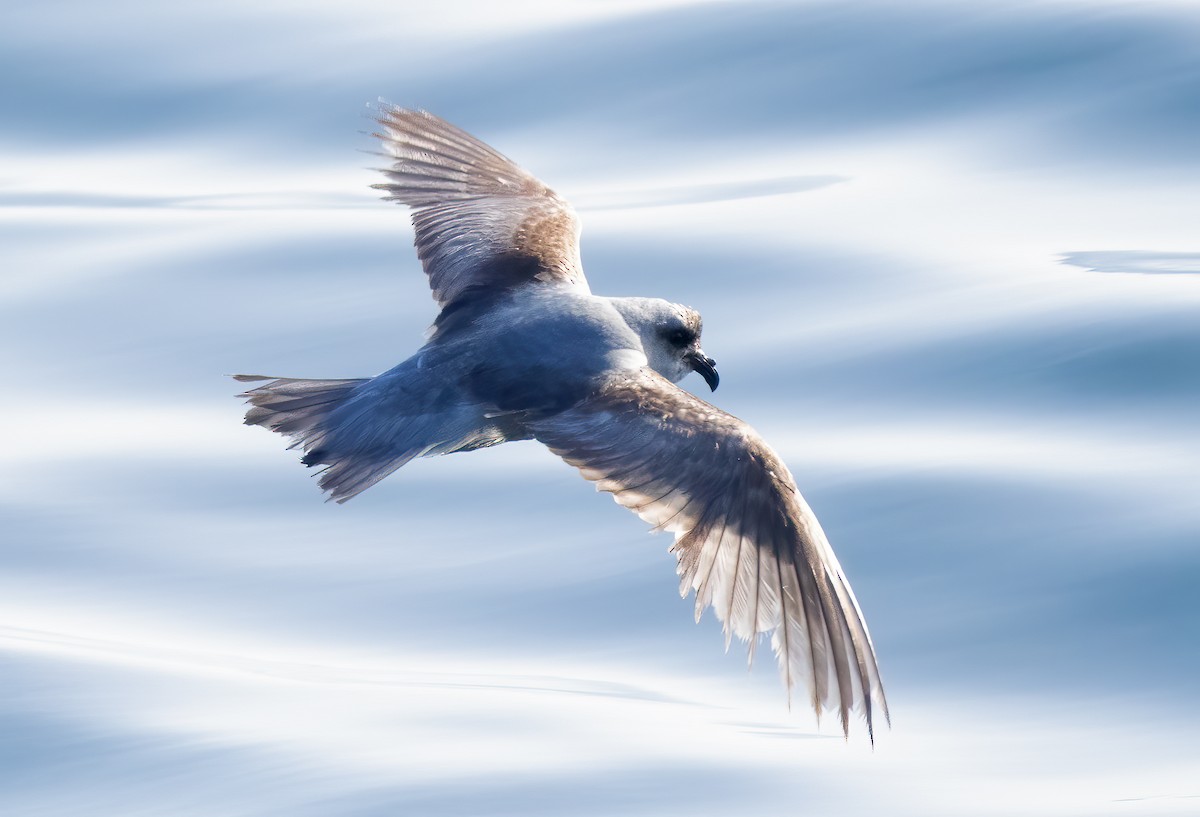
{"left": 236, "top": 105, "right": 889, "bottom": 741}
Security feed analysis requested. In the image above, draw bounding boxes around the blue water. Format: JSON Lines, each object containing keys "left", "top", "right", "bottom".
{"left": 3, "top": 2, "right": 1199, "bottom": 815}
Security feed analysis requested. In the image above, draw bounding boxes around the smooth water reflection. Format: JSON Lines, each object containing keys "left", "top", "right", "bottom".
{"left": 2, "top": 1, "right": 1199, "bottom": 815}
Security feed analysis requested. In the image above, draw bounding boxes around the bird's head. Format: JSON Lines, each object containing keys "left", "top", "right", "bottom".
{"left": 613, "top": 298, "right": 719, "bottom": 391}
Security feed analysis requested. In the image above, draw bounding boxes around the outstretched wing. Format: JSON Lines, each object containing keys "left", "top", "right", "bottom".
{"left": 371, "top": 106, "right": 588, "bottom": 331}
{"left": 529, "top": 369, "right": 889, "bottom": 741}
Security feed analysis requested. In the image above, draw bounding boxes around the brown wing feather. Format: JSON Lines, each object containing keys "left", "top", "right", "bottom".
{"left": 530, "top": 369, "right": 889, "bottom": 741}
{"left": 371, "top": 106, "right": 588, "bottom": 328}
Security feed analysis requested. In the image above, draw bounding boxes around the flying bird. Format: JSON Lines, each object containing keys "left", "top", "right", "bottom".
{"left": 237, "top": 106, "right": 889, "bottom": 740}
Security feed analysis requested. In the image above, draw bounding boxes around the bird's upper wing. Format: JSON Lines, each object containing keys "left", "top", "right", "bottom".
{"left": 371, "top": 106, "right": 588, "bottom": 330}
{"left": 528, "top": 369, "right": 888, "bottom": 741}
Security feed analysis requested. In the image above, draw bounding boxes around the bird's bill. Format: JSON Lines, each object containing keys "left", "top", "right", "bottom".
{"left": 686, "top": 351, "right": 719, "bottom": 391}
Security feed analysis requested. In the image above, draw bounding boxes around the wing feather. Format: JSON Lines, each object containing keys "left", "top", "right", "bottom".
{"left": 723, "top": 486, "right": 755, "bottom": 642}
{"left": 745, "top": 523, "right": 763, "bottom": 666}
{"left": 530, "top": 369, "right": 888, "bottom": 741}
{"left": 371, "top": 106, "right": 588, "bottom": 330}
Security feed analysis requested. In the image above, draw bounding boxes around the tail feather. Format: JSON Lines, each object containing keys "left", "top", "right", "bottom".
{"left": 235, "top": 372, "right": 517, "bottom": 503}
{"left": 237, "top": 373, "right": 415, "bottom": 502}
{"left": 236, "top": 376, "right": 366, "bottom": 441}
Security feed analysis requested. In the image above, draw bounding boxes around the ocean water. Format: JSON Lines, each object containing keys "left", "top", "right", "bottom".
{"left": 2, "top": 1, "right": 1199, "bottom": 815}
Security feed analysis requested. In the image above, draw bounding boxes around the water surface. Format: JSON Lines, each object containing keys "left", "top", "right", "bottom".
{"left": 3, "top": 2, "right": 1199, "bottom": 815}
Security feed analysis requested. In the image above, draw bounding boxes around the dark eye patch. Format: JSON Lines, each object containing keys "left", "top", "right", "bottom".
{"left": 664, "top": 327, "right": 693, "bottom": 347}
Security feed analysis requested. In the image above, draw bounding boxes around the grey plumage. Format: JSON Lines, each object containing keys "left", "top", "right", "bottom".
{"left": 237, "top": 105, "right": 888, "bottom": 740}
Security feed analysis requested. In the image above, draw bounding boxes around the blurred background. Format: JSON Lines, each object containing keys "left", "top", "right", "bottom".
{"left": 2, "top": 1, "right": 1198, "bottom": 814}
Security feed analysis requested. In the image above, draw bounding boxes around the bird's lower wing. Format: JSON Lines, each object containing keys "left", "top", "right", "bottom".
{"left": 528, "top": 369, "right": 888, "bottom": 740}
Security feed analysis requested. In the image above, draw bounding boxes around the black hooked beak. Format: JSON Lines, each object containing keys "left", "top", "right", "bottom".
{"left": 686, "top": 351, "right": 719, "bottom": 392}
